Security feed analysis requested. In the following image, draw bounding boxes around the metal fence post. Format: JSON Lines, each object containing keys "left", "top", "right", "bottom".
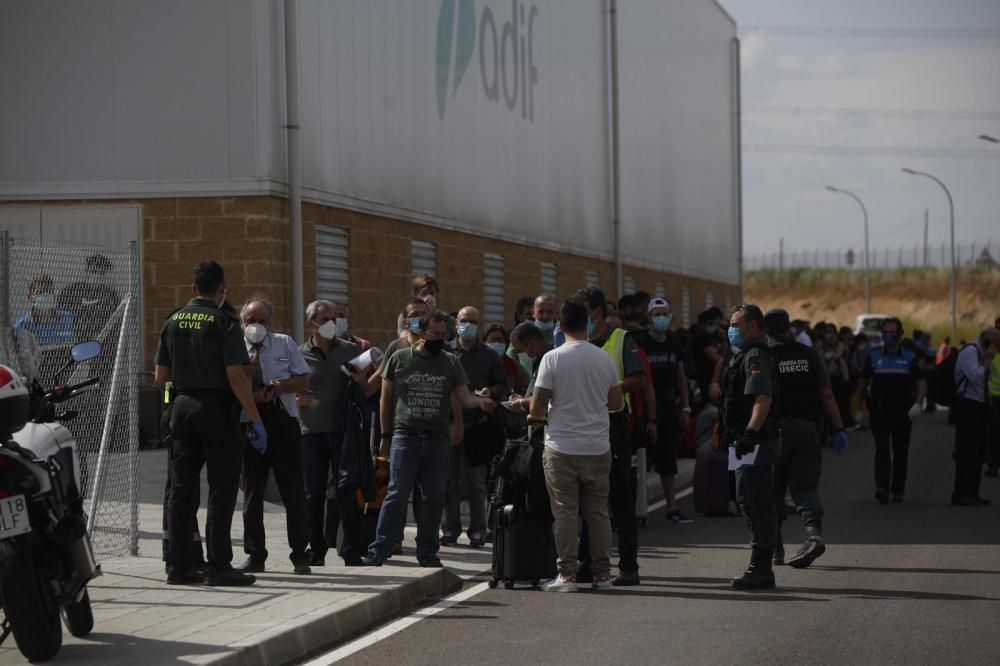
{"left": 1, "top": 231, "right": 9, "bottom": 333}
{"left": 127, "top": 241, "right": 140, "bottom": 555}
{"left": 86, "top": 295, "right": 132, "bottom": 535}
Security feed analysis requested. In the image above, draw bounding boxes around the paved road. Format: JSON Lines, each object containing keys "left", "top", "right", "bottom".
{"left": 334, "top": 412, "right": 1000, "bottom": 665}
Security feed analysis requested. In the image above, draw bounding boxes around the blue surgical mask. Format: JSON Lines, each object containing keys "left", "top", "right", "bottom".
{"left": 882, "top": 332, "right": 898, "bottom": 347}
{"left": 518, "top": 351, "right": 533, "bottom": 367}
{"left": 705, "top": 324, "right": 717, "bottom": 335}
{"left": 587, "top": 316, "right": 597, "bottom": 338}
{"left": 651, "top": 315, "right": 672, "bottom": 332}
{"left": 534, "top": 319, "right": 555, "bottom": 332}
{"left": 32, "top": 292, "right": 56, "bottom": 312}
{"left": 488, "top": 342, "right": 506, "bottom": 356}
{"left": 408, "top": 318, "right": 422, "bottom": 334}
{"left": 457, "top": 322, "right": 478, "bottom": 341}
{"left": 728, "top": 325, "right": 743, "bottom": 349}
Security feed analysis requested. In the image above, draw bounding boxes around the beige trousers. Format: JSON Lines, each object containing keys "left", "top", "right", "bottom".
{"left": 542, "top": 447, "right": 613, "bottom": 578}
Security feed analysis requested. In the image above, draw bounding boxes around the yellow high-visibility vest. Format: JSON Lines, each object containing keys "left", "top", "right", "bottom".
{"left": 601, "top": 328, "right": 629, "bottom": 414}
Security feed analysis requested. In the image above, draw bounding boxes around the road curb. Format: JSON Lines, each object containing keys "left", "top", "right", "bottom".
{"left": 209, "top": 568, "right": 464, "bottom": 666}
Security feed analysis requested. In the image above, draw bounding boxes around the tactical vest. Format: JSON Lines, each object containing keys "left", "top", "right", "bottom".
{"left": 771, "top": 341, "right": 822, "bottom": 419}
{"left": 601, "top": 328, "right": 629, "bottom": 414}
{"left": 722, "top": 340, "right": 778, "bottom": 439}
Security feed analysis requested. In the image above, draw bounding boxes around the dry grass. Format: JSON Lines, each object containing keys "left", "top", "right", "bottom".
{"left": 745, "top": 266, "right": 1000, "bottom": 343}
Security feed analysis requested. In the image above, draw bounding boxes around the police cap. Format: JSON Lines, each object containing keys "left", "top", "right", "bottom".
{"left": 764, "top": 308, "right": 791, "bottom": 336}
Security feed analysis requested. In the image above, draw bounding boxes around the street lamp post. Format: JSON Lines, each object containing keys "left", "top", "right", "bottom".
{"left": 826, "top": 186, "right": 872, "bottom": 312}
{"left": 902, "top": 168, "right": 957, "bottom": 340}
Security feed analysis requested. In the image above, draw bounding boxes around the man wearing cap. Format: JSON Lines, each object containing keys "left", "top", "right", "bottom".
{"left": 951, "top": 327, "right": 1000, "bottom": 506}
{"left": 634, "top": 297, "right": 692, "bottom": 524}
{"left": 765, "top": 309, "right": 849, "bottom": 568}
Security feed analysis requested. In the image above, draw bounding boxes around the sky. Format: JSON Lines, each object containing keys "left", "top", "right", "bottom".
{"left": 716, "top": 0, "right": 1000, "bottom": 260}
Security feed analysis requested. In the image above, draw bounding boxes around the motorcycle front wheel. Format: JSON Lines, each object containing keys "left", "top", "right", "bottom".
{"left": 62, "top": 588, "right": 93, "bottom": 638}
{"left": 0, "top": 536, "right": 62, "bottom": 662}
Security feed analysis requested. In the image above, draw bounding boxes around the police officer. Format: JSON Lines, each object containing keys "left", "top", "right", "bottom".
{"left": 155, "top": 260, "right": 267, "bottom": 586}
{"left": 721, "top": 304, "right": 780, "bottom": 590}
{"left": 765, "top": 309, "right": 849, "bottom": 569}
{"left": 861, "top": 317, "right": 925, "bottom": 504}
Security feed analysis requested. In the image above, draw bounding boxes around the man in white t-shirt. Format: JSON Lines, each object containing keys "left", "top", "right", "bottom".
{"left": 530, "top": 300, "right": 623, "bottom": 592}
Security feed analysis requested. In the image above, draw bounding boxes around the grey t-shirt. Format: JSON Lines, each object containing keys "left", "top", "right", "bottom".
{"left": 298, "top": 337, "right": 357, "bottom": 434}
{"left": 384, "top": 347, "right": 469, "bottom": 437}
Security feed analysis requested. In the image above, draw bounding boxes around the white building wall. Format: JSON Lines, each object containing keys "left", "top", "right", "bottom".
{"left": 0, "top": 0, "right": 739, "bottom": 284}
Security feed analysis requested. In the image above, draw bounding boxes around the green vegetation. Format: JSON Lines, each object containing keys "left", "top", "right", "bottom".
{"left": 745, "top": 265, "right": 998, "bottom": 345}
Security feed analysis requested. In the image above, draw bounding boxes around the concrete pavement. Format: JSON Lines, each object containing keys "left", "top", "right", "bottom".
{"left": 0, "top": 447, "right": 690, "bottom": 664}
{"left": 334, "top": 412, "right": 1000, "bottom": 665}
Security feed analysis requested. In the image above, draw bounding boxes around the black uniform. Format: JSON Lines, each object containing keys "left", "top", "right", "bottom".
{"left": 722, "top": 338, "right": 781, "bottom": 554}
{"left": 155, "top": 298, "right": 249, "bottom": 573}
{"left": 863, "top": 346, "right": 920, "bottom": 501}
{"left": 770, "top": 338, "right": 829, "bottom": 544}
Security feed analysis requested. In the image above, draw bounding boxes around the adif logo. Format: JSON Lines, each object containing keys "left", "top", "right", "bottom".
{"left": 435, "top": 0, "right": 538, "bottom": 121}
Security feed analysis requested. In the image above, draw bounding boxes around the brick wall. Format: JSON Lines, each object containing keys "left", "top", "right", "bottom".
{"left": 2, "top": 196, "right": 739, "bottom": 368}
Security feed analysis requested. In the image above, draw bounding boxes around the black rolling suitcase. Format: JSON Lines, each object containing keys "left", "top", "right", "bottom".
{"left": 488, "top": 436, "right": 557, "bottom": 590}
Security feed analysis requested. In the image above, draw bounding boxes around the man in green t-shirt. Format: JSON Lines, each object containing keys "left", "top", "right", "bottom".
{"left": 362, "top": 314, "right": 496, "bottom": 568}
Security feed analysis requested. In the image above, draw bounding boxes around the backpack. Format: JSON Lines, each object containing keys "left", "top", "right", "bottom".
{"left": 932, "top": 344, "right": 977, "bottom": 407}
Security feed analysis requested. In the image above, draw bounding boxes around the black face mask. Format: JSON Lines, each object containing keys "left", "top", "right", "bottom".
{"left": 424, "top": 339, "right": 445, "bottom": 356}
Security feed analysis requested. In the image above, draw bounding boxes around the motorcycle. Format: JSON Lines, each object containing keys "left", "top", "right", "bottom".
{"left": 0, "top": 340, "right": 103, "bottom": 662}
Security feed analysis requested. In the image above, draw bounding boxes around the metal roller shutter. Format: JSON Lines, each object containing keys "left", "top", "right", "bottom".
{"left": 540, "top": 262, "right": 557, "bottom": 295}
{"left": 483, "top": 253, "right": 505, "bottom": 324}
{"left": 316, "top": 226, "right": 349, "bottom": 303}
{"left": 624, "top": 275, "right": 637, "bottom": 295}
{"left": 411, "top": 240, "right": 437, "bottom": 277}
{"left": 586, "top": 271, "right": 601, "bottom": 290}
{"left": 655, "top": 281, "right": 666, "bottom": 298}
{"left": 682, "top": 286, "right": 691, "bottom": 327}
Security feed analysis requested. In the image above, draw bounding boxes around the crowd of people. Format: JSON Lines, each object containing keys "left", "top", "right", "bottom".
{"left": 150, "top": 259, "right": 999, "bottom": 591}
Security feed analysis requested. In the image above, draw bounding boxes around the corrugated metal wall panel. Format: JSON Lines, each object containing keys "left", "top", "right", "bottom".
{"left": 655, "top": 281, "right": 666, "bottom": 298}
{"left": 586, "top": 271, "right": 601, "bottom": 290}
{"left": 316, "top": 225, "right": 349, "bottom": 303}
{"left": 705, "top": 289, "right": 714, "bottom": 309}
{"left": 682, "top": 286, "right": 691, "bottom": 328}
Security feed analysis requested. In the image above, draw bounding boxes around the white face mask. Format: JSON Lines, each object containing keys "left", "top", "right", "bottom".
{"left": 244, "top": 323, "right": 267, "bottom": 345}
{"left": 317, "top": 319, "right": 338, "bottom": 340}
{"left": 334, "top": 317, "right": 349, "bottom": 338}
{"left": 518, "top": 351, "right": 533, "bottom": 367}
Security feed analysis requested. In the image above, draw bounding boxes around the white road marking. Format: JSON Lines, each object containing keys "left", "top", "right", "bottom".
{"left": 302, "top": 581, "right": 491, "bottom": 665}
{"left": 309, "top": 487, "right": 691, "bottom": 663}
{"left": 647, "top": 485, "right": 693, "bottom": 513}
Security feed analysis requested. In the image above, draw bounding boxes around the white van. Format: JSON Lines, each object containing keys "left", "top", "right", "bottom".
{"left": 852, "top": 314, "right": 891, "bottom": 345}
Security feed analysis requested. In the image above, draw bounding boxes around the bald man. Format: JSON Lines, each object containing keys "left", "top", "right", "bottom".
{"left": 442, "top": 306, "right": 507, "bottom": 546}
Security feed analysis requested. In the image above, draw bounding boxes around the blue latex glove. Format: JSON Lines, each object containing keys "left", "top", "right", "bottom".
{"left": 831, "top": 430, "right": 849, "bottom": 456}
{"left": 249, "top": 421, "right": 268, "bottom": 455}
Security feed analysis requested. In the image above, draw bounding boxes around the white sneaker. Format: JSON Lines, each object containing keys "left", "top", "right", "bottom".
{"left": 592, "top": 575, "right": 613, "bottom": 591}
{"left": 543, "top": 574, "right": 578, "bottom": 592}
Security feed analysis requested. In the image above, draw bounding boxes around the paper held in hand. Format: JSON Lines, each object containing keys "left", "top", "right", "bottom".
{"left": 728, "top": 444, "right": 760, "bottom": 471}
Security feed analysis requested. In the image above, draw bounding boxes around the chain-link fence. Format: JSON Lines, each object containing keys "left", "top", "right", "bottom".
{"left": 744, "top": 239, "right": 997, "bottom": 272}
{"left": 1, "top": 233, "right": 141, "bottom": 558}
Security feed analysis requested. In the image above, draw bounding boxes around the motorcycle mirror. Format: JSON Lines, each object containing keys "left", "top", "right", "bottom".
{"left": 71, "top": 341, "right": 102, "bottom": 364}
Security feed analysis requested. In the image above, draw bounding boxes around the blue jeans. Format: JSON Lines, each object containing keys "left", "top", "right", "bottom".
{"left": 369, "top": 432, "right": 450, "bottom": 560}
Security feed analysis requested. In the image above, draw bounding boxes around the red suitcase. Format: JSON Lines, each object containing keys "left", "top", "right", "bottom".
{"left": 693, "top": 447, "right": 729, "bottom": 516}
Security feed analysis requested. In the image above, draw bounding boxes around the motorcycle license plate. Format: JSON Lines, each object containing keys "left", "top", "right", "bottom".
{"left": 0, "top": 495, "right": 31, "bottom": 538}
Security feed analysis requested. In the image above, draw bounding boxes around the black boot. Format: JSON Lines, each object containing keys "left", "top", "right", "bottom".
{"left": 732, "top": 548, "right": 776, "bottom": 590}
{"left": 788, "top": 525, "right": 826, "bottom": 569}
{"left": 773, "top": 530, "right": 785, "bottom": 566}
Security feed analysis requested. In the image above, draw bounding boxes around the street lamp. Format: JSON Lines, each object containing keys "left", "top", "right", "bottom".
{"left": 979, "top": 134, "right": 999, "bottom": 144}
{"left": 901, "top": 167, "right": 957, "bottom": 340}
{"left": 826, "top": 185, "right": 872, "bottom": 312}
